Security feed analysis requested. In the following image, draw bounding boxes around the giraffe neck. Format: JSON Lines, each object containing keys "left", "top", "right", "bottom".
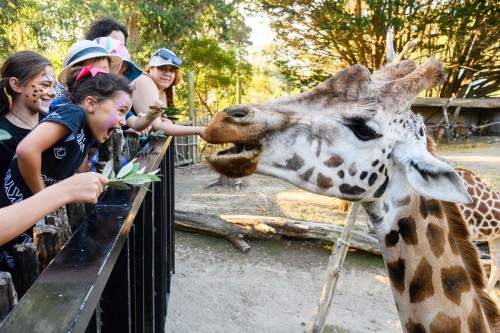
{"left": 362, "top": 190, "right": 492, "bottom": 332}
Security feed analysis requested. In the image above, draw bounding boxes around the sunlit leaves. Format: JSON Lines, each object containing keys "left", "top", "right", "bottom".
{"left": 103, "top": 159, "right": 161, "bottom": 191}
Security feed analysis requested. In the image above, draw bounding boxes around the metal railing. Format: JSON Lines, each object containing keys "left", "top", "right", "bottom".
{"left": 0, "top": 136, "right": 175, "bottom": 333}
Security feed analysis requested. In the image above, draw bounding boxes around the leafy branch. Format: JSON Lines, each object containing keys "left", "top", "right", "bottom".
{"left": 102, "top": 158, "right": 161, "bottom": 190}
{"left": 148, "top": 105, "right": 182, "bottom": 121}
{"left": 148, "top": 129, "right": 167, "bottom": 139}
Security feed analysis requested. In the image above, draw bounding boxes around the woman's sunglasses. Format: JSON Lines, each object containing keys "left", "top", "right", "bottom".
{"left": 156, "top": 49, "right": 182, "bottom": 67}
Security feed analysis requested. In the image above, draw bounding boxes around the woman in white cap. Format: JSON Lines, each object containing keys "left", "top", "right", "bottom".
{"left": 145, "top": 48, "right": 206, "bottom": 138}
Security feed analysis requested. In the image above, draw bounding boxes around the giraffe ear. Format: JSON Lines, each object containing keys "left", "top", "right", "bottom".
{"left": 394, "top": 142, "right": 472, "bottom": 204}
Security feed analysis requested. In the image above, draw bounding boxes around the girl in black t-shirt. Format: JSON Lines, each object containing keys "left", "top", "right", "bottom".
{"left": 0, "top": 66, "right": 133, "bottom": 272}
{"left": 0, "top": 51, "right": 56, "bottom": 182}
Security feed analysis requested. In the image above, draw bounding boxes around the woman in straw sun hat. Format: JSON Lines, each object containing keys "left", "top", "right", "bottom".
{"left": 53, "top": 40, "right": 122, "bottom": 99}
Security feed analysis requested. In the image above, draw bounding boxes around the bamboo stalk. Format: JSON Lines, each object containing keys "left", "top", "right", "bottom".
{"left": 306, "top": 202, "right": 362, "bottom": 333}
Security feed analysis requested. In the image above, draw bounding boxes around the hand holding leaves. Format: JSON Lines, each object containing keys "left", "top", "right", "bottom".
{"left": 148, "top": 105, "right": 181, "bottom": 121}
{"left": 102, "top": 159, "right": 161, "bottom": 190}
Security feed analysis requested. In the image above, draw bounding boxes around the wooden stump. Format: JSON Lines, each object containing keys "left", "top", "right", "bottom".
{"left": 123, "top": 133, "right": 141, "bottom": 161}
{"left": 66, "top": 203, "right": 87, "bottom": 233}
{"left": 33, "top": 225, "right": 61, "bottom": 272}
{"left": 0, "top": 272, "right": 16, "bottom": 321}
{"left": 12, "top": 243, "right": 38, "bottom": 299}
{"left": 46, "top": 206, "right": 70, "bottom": 246}
{"left": 98, "top": 130, "right": 123, "bottom": 174}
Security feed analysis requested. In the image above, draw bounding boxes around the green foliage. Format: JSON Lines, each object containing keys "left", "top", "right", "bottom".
{"left": 103, "top": 158, "right": 161, "bottom": 191}
{"left": 254, "top": 0, "right": 500, "bottom": 98}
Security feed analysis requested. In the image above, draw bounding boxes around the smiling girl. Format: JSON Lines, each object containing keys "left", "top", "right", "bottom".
{"left": 0, "top": 66, "right": 132, "bottom": 272}
{"left": 0, "top": 51, "right": 56, "bottom": 182}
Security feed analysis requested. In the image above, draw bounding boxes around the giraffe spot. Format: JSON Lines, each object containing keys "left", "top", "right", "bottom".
{"left": 420, "top": 196, "right": 444, "bottom": 219}
{"left": 395, "top": 195, "right": 411, "bottom": 207}
{"left": 317, "top": 173, "right": 333, "bottom": 188}
{"left": 448, "top": 232, "right": 460, "bottom": 255}
{"left": 300, "top": 167, "right": 314, "bottom": 182}
{"left": 324, "top": 155, "right": 343, "bottom": 168}
{"left": 409, "top": 258, "right": 434, "bottom": 303}
{"left": 39, "top": 89, "right": 44, "bottom": 92}
{"left": 483, "top": 228, "right": 492, "bottom": 236}
{"left": 359, "top": 171, "right": 368, "bottom": 180}
{"left": 426, "top": 223, "right": 445, "bottom": 258}
{"left": 441, "top": 266, "right": 471, "bottom": 305}
{"left": 273, "top": 153, "right": 305, "bottom": 171}
{"left": 430, "top": 312, "right": 461, "bottom": 333}
{"left": 371, "top": 159, "right": 379, "bottom": 167}
{"left": 368, "top": 173, "right": 378, "bottom": 186}
{"left": 33, "top": 89, "right": 38, "bottom": 92}
{"left": 385, "top": 230, "right": 400, "bottom": 248}
{"left": 339, "top": 184, "right": 365, "bottom": 195}
{"left": 387, "top": 258, "right": 406, "bottom": 294}
{"left": 398, "top": 216, "right": 418, "bottom": 245}
{"left": 337, "top": 170, "right": 344, "bottom": 179}
{"left": 467, "top": 298, "right": 487, "bottom": 333}
{"left": 405, "top": 319, "right": 426, "bottom": 333}
{"left": 491, "top": 220, "right": 498, "bottom": 227}
{"left": 373, "top": 176, "right": 389, "bottom": 198}
{"left": 348, "top": 163, "right": 357, "bottom": 176}
{"left": 387, "top": 152, "right": 392, "bottom": 159}
{"left": 378, "top": 164, "right": 385, "bottom": 173}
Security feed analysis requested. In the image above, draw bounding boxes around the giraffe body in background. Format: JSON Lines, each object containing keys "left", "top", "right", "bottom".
{"left": 456, "top": 167, "right": 500, "bottom": 292}
{"left": 204, "top": 58, "right": 500, "bottom": 332}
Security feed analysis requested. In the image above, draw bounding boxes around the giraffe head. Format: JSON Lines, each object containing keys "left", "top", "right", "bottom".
{"left": 205, "top": 58, "right": 471, "bottom": 205}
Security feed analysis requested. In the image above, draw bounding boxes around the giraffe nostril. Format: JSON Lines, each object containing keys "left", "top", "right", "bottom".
{"left": 225, "top": 108, "right": 248, "bottom": 118}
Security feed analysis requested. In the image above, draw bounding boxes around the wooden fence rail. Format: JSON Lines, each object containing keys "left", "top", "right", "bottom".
{"left": 0, "top": 136, "right": 175, "bottom": 333}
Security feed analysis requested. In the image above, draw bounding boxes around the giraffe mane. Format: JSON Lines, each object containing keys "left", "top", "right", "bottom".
{"left": 441, "top": 201, "right": 500, "bottom": 329}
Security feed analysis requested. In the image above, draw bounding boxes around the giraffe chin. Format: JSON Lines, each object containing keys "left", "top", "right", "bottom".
{"left": 207, "top": 144, "right": 261, "bottom": 178}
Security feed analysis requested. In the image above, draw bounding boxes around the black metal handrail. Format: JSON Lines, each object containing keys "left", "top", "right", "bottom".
{"left": 0, "top": 136, "right": 175, "bottom": 333}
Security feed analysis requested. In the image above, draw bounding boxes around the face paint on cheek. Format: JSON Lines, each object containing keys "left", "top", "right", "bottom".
{"left": 103, "top": 113, "right": 121, "bottom": 129}
{"left": 102, "top": 95, "right": 131, "bottom": 129}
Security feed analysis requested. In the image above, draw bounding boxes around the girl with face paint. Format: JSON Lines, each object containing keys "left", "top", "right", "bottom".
{"left": 0, "top": 51, "right": 56, "bottom": 182}
{"left": 0, "top": 66, "right": 133, "bottom": 273}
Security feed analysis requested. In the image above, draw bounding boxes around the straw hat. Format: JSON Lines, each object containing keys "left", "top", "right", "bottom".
{"left": 58, "top": 40, "right": 122, "bottom": 84}
{"left": 94, "top": 37, "right": 143, "bottom": 81}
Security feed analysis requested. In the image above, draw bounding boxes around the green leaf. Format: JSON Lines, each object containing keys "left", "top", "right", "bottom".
{"left": 116, "top": 158, "right": 137, "bottom": 179}
{"left": 146, "top": 174, "right": 161, "bottom": 182}
{"left": 0, "top": 130, "right": 11, "bottom": 142}
{"left": 102, "top": 160, "right": 113, "bottom": 178}
{"left": 137, "top": 166, "right": 146, "bottom": 174}
{"left": 149, "top": 168, "right": 160, "bottom": 175}
{"left": 121, "top": 174, "right": 153, "bottom": 185}
{"left": 107, "top": 181, "right": 132, "bottom": 190}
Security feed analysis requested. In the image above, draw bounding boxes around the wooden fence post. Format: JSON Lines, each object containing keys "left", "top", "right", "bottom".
{"left": 12, "top": 243, "right": 38, "bottom": 299}
{"left": 0, "top": 272, "right": 16, "bottom": 321}
{"left": 33, "top": 225, "right": 61, "bottom": 272}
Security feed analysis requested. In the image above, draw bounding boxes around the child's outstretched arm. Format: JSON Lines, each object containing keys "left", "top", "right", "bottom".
{"left": 0, "top": 172, "right": 108, "bottom": 246}
{"left": 16, "top": 122, "right": 71, "bottom": 194}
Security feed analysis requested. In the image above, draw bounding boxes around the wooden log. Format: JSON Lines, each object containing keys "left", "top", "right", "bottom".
{"left": 98, "top": 130, "right": 123, "bottom": 174}
{"left": 12, "top": 243, "right": 38, "bottom": 299}
{"left": 33, "top": 225, "right": 61, "bottom": 272}
{"left": 66, "top": 203, "right": 87, "bottom": 233}
{"left": 0, "top": 271, "right": 16, "bottom": 321}
{"left": 123, "top": 133, "right": 141, "bottom": 162}
{"left": 174, "top": 210, "right": 380, "bottom": 255}
{"left": 46, "top": 206, "right": 70, "bottom": 246}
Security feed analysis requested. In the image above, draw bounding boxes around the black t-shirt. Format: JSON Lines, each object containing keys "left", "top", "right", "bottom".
{"left": 0, "top": 104, "right": 93, "bottom": 273}
{"left": 0, "top": 114, "right": 45, "bottom": 183}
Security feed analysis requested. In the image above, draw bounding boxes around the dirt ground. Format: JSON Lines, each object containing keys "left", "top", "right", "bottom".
{"left": 166, "top": 139, "right": 500, "bottom": 333}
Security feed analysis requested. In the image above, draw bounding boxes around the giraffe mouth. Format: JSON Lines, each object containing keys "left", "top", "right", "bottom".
{"left": 207, "top": 143, "right": 262, "bottom": 178}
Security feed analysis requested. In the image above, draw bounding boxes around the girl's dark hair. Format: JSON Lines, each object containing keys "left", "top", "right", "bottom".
{"left": 0, "top": 51, "right": 52, "bottom": 115}
{"left": 85, "top": 17, "right": 129, "bottom": 42}
{"left": 66, "top": 66, "right": 133, "bottom": 104}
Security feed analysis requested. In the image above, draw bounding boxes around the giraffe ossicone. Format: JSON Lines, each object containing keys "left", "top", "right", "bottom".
{"left": 204, "top": 58, "right": 500, "bottom": 332}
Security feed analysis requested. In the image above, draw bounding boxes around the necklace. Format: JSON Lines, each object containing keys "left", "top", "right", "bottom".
{"left": 10, "top": 112, "right": 35, "bottom": 129}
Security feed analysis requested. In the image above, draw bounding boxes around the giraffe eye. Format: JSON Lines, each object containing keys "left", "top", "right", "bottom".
{"left": 346, "top": 123, "right": 381, "bottom": 141}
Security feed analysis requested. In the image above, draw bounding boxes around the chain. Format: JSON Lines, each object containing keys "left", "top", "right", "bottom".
{"left": 10, "top": 112, "right": 35, "bottom": 129}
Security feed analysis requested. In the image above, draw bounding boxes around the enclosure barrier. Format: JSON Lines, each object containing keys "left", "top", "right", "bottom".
{"left": 0, "top": 136, "right": 175, "bottom": 333}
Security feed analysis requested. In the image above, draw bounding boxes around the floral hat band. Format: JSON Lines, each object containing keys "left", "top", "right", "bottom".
{"left": 76, "top": 66, "right": 110, "bottom": 81}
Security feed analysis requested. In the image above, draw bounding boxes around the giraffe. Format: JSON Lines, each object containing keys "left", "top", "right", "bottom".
{"left": 203, "top": 58, "right": 500, "bottom": 332}
{"left": 426, "top": 135, "right": 500, "bottom": 293}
